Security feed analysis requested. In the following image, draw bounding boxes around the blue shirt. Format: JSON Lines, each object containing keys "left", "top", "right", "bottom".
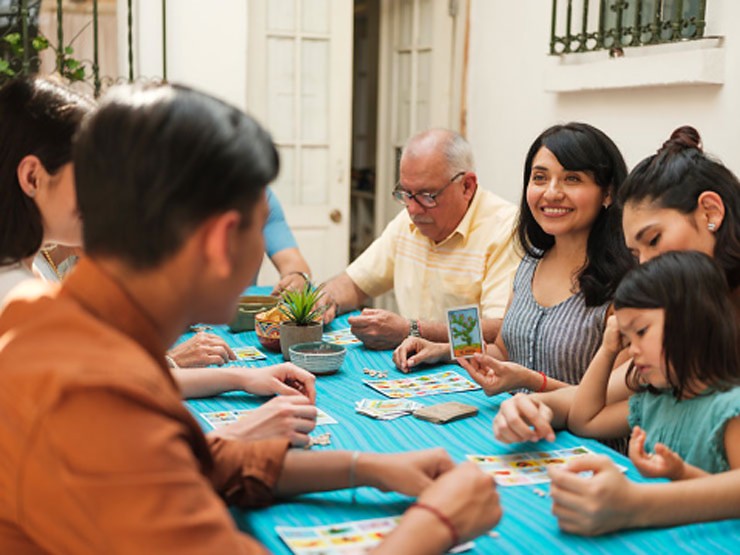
{"left": 264, "top": 189, "right": 297, "bottom": 257}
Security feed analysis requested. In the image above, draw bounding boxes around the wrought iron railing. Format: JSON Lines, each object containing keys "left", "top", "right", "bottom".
{"left": 550, "top": 0, "right": 707, "bottom": 55}
{"left": 0, "top": 0, "right": 167, "bottom": 97}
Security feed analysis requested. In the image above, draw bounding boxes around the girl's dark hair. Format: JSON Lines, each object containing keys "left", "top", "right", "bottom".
{"left": 0, "top": 77, "right": 94, "bottom": 265}
{"left": 517, "top": 122, "right": 635, "bottom": 306}
{"left": 619, "top": 125, "right": 740, "bottom": 290}
{"left": 615, "top": 251, "right": 740, "bottom": 399}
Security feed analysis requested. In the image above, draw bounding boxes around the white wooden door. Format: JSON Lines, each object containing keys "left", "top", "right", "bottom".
{"left": 375, "top": 0, "right": 466, "bottom": 235}
{"left": 248, "top": 0, "right": 353, "bottom": 285}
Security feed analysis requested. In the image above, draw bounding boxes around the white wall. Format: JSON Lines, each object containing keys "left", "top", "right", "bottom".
{"left": 130, "top": 0, "right": 248, "bottom": 111}
{"left": 467, "top": 0, "right": 740, "bottom": 204}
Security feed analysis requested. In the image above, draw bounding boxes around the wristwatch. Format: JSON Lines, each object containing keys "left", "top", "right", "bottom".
{"left": 409, "top": 319, "right": 421, "bottom": 337}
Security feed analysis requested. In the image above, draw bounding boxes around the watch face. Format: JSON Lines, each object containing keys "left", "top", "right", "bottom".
{"left": 410, "top": 320, "right": 420, "bottom": 337}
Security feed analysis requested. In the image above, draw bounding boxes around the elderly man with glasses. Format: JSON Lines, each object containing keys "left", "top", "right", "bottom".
{"left": 321, "top": 128, "right": 519, "bottom": 349}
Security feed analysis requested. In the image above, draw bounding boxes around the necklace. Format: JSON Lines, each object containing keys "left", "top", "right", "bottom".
{"left": 40, "top": 248, "right": 63, "bottom": 281}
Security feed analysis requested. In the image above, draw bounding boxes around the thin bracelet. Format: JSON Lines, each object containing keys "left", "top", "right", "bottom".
{"left": 164, "top": 355, "right": 179, "bottom": 369}
{"left": 349, "top": 450, "right": 360, "bottom": 504}
{"left": 409, "top": 502, "right": 459, "bottom": 548}
{"left": 536, "top": 371, "right": 547, "bottom": 393}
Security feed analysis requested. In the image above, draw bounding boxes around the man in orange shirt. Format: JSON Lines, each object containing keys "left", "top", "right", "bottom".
{"left": 0, "top": 83, "right": 500, "bottom": 553}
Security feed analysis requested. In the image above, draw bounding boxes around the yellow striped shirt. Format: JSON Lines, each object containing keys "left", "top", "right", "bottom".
{"left": 346, "top": 188, "right": 520, "bottom": 321}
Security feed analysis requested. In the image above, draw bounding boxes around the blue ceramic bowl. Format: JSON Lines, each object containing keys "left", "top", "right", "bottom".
{"left": 288, "top": 341, "right": 346, "bottom": 375}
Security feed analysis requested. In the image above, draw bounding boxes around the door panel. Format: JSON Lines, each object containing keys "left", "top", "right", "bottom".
{"left": 249, "top": 0, "right": 352, "bottom": 285}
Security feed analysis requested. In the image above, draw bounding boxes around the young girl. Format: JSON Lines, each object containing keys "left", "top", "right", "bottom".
{"left": 569, "top": 250, "right": 740, "bottom": 477}
{"left": 394, "top": 122, "right": 634, "bottom": 396}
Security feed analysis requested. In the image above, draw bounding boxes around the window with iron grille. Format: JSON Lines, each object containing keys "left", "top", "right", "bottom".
{"left": 550, "top": 0, "right": 707, "bottom": 55}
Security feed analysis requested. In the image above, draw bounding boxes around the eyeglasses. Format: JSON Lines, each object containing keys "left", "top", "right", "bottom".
{"left": 392, "top": 171, "right": 466, "bottom": 208}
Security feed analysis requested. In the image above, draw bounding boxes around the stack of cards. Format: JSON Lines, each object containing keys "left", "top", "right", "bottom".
{"left": 355, "top": 399, "right": 424, "bottom": 420}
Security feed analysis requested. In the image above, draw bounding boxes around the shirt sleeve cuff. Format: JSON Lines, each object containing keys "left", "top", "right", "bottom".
{"left": 207, "top": 436, "right": 290, "bottom": 508}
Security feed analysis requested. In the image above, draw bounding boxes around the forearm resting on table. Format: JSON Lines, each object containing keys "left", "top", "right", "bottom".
{"left": 172, "top": 367, "right": 246, "bottom": 399}
{"left": 628, "top": 470, "right": 740, "bottom": 528}
{"left": 275, "top": 450, "right": 361, "bottom": 497}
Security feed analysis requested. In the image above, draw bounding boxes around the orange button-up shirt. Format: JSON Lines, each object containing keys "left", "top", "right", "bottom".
{"left": 0, "top": 259, "right": 289, "bottom": 554}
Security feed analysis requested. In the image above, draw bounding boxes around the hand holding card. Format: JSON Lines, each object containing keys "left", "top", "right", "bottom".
{"left": 446, "top": 306, "right": 484, "bottom": 359}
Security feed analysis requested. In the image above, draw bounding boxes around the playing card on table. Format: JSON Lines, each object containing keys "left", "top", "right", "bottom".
{"left": 322, "top": 328, "right": 362, "bottom": 345}
{"left": 363, "top": 370, "right": 480, "bottom": 399}
{"left": 199, "top": 409, "right": 251, "bottom": 429}
{"left": 232, "top": 346, "right": 267, "bottom": 361}
{"left": 316, "top": 407, "right": 338, "bottom": 426}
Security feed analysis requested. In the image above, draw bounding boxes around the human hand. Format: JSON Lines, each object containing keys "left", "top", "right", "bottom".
{"left": 413, "top": 462, "right": 501, "bottom": 544}
{"left": 358, "top": 448, "right": 455, "bottom": 497}
{"left": 457, "top": 354, "right": 534, "bottom": 396}
{"left": 271, "top": 272, "right": 310, "bottom": 296}
{"left": 210, "top": 395, "right": 317, "bottom": 447}
{"left": 493, "top": 392, "right": 556, "bottom": 443}
{"left": 348, "top": 308, "right": 409, "bottom": 350}
{"left": 169, "top": 333, "right": 236, "bottom": 367}
{"left": 241, "top": 363, "right": 317, "bottom": 403}
{"left": 628, "top": 426, "right": 686, "bottom": 480}
{"left": 549, "top": 454, "right": 640, "bottom": 535}
{"left": 601, "top": 315, "right": 624, "bottom": 355}
{"left": 392, "top": 337, "right": 451, "bottom": 372}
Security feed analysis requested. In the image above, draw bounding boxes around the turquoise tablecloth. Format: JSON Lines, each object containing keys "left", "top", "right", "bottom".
{"left": 184, "top": 311, "right": 740, "bottom": 554}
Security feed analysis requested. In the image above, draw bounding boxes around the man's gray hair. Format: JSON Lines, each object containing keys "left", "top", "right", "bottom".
{"left": 402, "top": 128, "right": 475, "bottom": 173}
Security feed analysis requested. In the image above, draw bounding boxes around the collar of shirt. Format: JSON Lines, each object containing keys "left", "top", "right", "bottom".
{"left": 61, "top": 257, "right": 172, "bottom": 377}
{"left": 407, "top": 187, "right": 481, "bottom": 246}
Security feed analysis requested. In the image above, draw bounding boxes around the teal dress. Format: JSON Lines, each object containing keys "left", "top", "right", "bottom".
{"left": 628, "top": 386, "right": 740, "bottom": 474}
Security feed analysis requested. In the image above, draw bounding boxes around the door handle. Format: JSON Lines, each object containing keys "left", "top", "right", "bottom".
{"left": 330, "top": 209, "right": 342, "bottom": 223}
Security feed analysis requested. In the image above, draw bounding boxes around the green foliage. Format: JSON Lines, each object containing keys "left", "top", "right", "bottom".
{"left": 450, "top": 314, "right": 477, "bottom": 345}
{"left": 278, "top": 282, "right": 327, "bottom": 326}
{"left": 1, "top": 31, "right": 85, "bottom": 82}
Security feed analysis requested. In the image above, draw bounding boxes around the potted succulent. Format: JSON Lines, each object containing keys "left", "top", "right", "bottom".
{"left": 278, "top": 282, "right": 327, "bottom": 360}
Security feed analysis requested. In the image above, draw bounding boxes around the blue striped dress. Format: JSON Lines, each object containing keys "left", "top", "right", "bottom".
{"left": 501, "top": 255, "right": 609, "bottom": 385}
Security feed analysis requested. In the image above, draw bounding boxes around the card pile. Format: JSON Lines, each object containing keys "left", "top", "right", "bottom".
{"left": 322, "top": 328, "right": 362, "bottom": 345}
{"left": 363, "top": 370, "right": 480, "bottom": 399}
{"left": 466, "top": 446, "right": 628, "bottom": 486}
{"left": 355, "top": 399, "right": 424, "bottom": 420}
{"left": 276, "top": 515, "right": 473, "bottom": 554}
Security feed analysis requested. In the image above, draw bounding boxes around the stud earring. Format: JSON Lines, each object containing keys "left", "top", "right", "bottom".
{"left": 708, "top": 222, "right": 717, "bottom": 231}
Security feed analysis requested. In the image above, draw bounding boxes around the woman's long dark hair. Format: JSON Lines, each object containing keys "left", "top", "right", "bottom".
{"left": 0, "top": 77, "right": 93, "bottom": 265}
{"left": 618, "top": 126, "right": 740, "bottom": 290}
{"left": 517, "top": 122, "right": 635, "bottom": 306}
{"left": 615, "top": 251, "right": 740, "bottom": 399}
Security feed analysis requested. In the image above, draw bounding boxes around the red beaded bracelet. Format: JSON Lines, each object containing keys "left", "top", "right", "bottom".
{"left": 409, "top": 502, "right": 459, "bottom": 548}
{"left": 536, "top": 371, "right": 547, "bottom": 393}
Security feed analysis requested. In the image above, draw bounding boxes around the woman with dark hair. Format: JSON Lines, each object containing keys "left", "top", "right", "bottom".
{"left": 0, "top": 77, "right": 93, "bottom": 299}
{"left": 620, "top": 125, "right": 740, "bottom": 315}
{"left": 394, "top": 123, "right": 634, "bottom": 398}
{"left": 494, "top": 125, "right": 740, "bottom": 534}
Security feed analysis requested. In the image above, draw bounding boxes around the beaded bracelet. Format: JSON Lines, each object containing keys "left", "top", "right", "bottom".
{"left": 409, "top": 502, "right": 459, "bottom": 548}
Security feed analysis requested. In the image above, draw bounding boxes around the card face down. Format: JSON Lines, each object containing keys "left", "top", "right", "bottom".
{"left": 413, "top": 401, "right": 478, "bottom": 424}
{"left": 446, "top": 305, "right": 484, "bottom": 359}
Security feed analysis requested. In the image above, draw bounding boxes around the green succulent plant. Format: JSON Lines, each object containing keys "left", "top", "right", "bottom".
{"left": 278, "top": 282, "right": 327, "bottom": 326}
